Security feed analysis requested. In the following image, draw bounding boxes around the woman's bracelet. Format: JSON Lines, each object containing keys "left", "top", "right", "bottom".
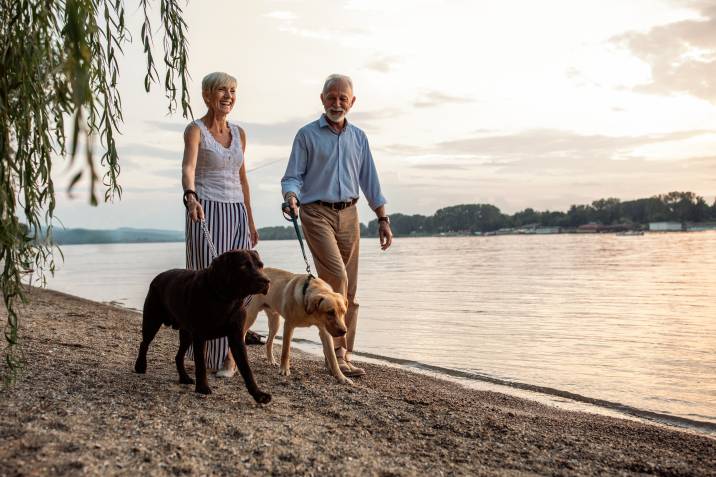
{"left": 183, "top": 190, "right": 198, "bottom": 208}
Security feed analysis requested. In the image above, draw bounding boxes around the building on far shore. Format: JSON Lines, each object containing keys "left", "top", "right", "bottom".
{"left": 686, "top": 222, "right": 716, "bottom": 232}
{"left": 535, "top": 226, "right": 561, "bottom": 234}
{"left": 577, "top": 223, "right": 600, "bottom": 233}
{"left": 649, "top": 222, "right": 684, "bottom": 232}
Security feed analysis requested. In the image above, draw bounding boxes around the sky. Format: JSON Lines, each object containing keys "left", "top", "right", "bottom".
{"left": 54, "top": 0, "right": 716, "bottom": 230}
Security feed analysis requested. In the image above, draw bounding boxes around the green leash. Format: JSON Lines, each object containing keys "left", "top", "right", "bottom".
{"left": 282, "top": 201, "right": 314, "bottom": 276}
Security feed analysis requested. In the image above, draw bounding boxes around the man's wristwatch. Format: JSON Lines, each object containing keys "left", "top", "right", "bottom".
{"left": 378, "top": 216, "right": 390, "bottom": 225}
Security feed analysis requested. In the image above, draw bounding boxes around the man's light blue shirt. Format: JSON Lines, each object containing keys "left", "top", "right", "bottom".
{"left": 281, "top": 115, "right": 386, "bottom": 210}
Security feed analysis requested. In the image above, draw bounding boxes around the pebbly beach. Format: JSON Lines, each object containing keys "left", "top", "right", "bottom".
{"left": 1, "top": 287, "right": 714, "bottom": 476}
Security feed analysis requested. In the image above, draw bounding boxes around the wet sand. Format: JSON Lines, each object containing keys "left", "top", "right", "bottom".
{"left": 1, "top": 287, "right": 714, "bottom": 476}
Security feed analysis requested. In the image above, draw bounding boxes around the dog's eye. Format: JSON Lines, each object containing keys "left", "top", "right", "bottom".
{"left": 327, "top": 310, "right": 335, "bottom": 316}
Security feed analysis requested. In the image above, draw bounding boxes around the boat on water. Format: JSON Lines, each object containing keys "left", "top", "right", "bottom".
{"left": 616, "top": 230, "right": 645, "bottom": 236}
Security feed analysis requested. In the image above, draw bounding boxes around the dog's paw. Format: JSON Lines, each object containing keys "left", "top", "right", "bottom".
{"left": 195, "top": 384, "right": 212, "bottom": 395}
{"left": 252, "top": 390, "right": 272, "bottom": 404}
{"left": 338, "top": 376, "right": 355, "bottom": 386}
{"left": 179, "top": 375, "right": 194, "bottom": 385}
{"left": 279, "top": 367, "right": 290, "bottom": 377}
{"left": 269, "top": 357, "right": 278, "bottom": 366}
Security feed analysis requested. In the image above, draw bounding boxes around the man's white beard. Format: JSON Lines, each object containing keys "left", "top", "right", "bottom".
{"left": 326, "top": 109, "right": 346, "bottom": 123}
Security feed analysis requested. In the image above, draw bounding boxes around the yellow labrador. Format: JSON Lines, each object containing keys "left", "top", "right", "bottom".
{"left": 244, "top": 268, "right": 353, "bottom": 384}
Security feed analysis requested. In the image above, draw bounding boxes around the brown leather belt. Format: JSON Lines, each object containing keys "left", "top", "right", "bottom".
{"left": 313, "top": 198, "right": 358, "bottom": 210}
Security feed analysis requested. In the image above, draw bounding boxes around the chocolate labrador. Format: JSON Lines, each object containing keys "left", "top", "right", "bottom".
{"left": 134, "top": 249, "right": 271, "bottom": 403}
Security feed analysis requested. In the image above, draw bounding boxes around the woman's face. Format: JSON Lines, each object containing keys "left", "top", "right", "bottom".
{"left": 204, "top": 84, "right": 236, "bottom": 115}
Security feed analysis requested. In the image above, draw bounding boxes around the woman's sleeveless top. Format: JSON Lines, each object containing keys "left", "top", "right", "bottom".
{"left": 193, "top": 119, "right": 244, "bottom": 203}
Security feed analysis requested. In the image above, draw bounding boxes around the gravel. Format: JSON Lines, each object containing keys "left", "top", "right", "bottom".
{"left": 1, "top": 287, "right": 714, "bottom": 476}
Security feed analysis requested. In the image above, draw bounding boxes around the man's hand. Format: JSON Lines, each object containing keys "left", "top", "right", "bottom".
{"left": 283, "top": 194, "right": 300, "bottom": 218}
{"left": 379, "top": 221, "right": 393, "bottom": 250}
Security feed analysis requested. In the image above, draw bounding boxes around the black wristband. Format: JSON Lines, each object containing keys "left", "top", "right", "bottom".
{"left": 183, "top": 190, "right": 198, "bottom": 208}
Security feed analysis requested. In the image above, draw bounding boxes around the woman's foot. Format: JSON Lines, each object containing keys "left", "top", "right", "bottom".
{"left": 216, "top": 356, "right": 237, "bottom": 378}
{"left": 245, "top": 330, "right": 265, "bottom": 345}
{"left": 216, "top": 366, "right": 236, "bottom": 378}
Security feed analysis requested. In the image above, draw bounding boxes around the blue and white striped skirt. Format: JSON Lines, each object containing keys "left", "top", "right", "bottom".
{"left": 185, "top": 198, "right": 252, "bottom": 369}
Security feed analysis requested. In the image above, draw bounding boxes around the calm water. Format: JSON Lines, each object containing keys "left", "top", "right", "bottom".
{"left": 43, "top": 233, "right": 716, "bottom": 430}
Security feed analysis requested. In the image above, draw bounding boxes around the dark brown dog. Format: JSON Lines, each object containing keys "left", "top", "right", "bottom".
{"left": 134, "top": 249, "right": 271, "bottom": 403}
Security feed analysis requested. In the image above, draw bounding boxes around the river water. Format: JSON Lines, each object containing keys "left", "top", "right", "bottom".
{"left": 43, "top": 232, "right": 716, "bottom": 432}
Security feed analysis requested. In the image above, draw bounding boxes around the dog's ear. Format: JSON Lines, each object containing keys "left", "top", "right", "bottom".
{"left": 305, "top": 293, "right": 324, "bottom": 314}
{"left": 208, "top": 250, "right": 251, "bottom": 296}
{"left": 248, "top": 250, "right": 263, "bottom": 268}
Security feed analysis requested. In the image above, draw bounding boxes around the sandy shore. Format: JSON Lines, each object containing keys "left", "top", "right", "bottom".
{"left": 1, "top": 287, "right": 714, "bottom": 476}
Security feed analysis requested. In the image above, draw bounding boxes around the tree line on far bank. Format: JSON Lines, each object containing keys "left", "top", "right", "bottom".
{"left": 259, "top": 191, "right": 716, "bottom": 239}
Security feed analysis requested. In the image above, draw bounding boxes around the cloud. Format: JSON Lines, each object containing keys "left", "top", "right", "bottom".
{"left": 612, "top": 3, "right": 716, "bottom": 103}
{"left": 263, "top": 6, "right": 367, "bottom": 41}
{"left": 263, "top": 10, "right": 297, "bottom": 21}
{"left": 385, "top": 128, "right": 714, "bottom": 158}
{"left": 364, "top": 55, "right": 400, "bottom": 73}
{"left": 242, "top": 118, "right": 311, "bottom": 146}
{"left": 432, "top": 129, "right": 713, "bottom": 157}
{"left": 145, "top": 118, "right": 310, "bottom": 146}
{"left": 414, "top": 90, "right": 475, "bottom": 108}
{"left": 118, "top": 144, "right": 181, "bottom": 161}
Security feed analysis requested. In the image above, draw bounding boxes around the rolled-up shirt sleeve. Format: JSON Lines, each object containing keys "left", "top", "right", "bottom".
{"left": 281, "top": 131, "right": 308, "bottom": 200}
{"left": 358, "top": 133, "right": 386, "bottom": 210}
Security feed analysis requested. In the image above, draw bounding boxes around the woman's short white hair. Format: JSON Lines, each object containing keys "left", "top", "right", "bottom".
{"left": 322, "top": 74, "right": 353, "bottom": 95}
{"left": 201, "top": 72, "right": 237, "bottom": 94}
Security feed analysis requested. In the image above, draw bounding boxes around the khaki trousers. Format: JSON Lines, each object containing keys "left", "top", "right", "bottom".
{"left": 300, "top": 202, "right": 360, "bottom": 351}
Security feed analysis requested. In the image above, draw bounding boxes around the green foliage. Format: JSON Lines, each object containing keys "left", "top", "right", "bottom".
{"left": 0, "top": 0, "right": 192, "bottom": 384}
{"left": 364, "top": 191, "right": 715, "bottom": 237}
{"left": 257, "top": 226, "right": 296, "bottom": 241}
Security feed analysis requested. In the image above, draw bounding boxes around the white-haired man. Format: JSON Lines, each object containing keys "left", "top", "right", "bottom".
{"left": 281, "top": 74, "right": 393, "bottom": 377}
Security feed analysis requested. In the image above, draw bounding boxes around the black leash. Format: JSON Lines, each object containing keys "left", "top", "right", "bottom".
{"left": 282, "top": 201, "right": 314, "bottom": 277}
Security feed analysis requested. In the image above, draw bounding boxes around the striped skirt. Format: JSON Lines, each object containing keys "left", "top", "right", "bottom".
{"left": 185, "top": 198, "right": 252, "bottom": 369}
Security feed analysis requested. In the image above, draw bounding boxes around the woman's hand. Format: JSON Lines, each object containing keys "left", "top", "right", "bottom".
{"left": 187, "top": 196, "right": 205, "bottom": 222}
{"left": 249, "top": 223, "right": 260, "bottom": 247}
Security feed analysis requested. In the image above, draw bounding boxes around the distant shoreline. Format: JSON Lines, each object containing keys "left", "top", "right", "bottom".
{"left": 50, "top": 226, "right": 716, "bottom": 245}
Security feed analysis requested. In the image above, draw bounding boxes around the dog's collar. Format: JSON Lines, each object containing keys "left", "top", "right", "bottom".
{"left": 302, "top": 274, "right": 315, "bottom": 312}
{"left": 302, "top": 274, "right": 315, "bottom": 297}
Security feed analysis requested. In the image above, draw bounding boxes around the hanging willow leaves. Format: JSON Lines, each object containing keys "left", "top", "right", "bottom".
{"left": 0, "top": 0, "right": 192, "bottom": 384}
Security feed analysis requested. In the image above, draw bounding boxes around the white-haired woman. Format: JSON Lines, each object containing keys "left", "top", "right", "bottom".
{"left": 182, "top": 72, "right": 259, "bottom": 377}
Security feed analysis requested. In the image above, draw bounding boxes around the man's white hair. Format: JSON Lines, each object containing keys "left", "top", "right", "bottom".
{"left": 322, "top": 74, "right": 353, "bottom": 95}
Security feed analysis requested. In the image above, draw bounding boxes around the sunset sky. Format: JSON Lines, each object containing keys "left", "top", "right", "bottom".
{"left": 54, "top": 0, "right": 716, "bottom": 230}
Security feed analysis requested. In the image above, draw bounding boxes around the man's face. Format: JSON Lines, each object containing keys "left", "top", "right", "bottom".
{"left": 321, "top": 80, "right": 355, "bottom": 124}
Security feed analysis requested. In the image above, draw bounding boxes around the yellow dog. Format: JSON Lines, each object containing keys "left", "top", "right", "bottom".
{"left": 244, "top": 268, "right": 353, "bottom": 384}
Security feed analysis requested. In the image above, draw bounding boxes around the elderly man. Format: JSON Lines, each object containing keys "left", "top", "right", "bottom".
{"left": 281, "top": 74, "right": 393, "bottom": 377}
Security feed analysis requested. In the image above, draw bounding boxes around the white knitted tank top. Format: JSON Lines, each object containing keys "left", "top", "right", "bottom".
{"left": 193, "top": 119, "right": 245, "bottom": 203}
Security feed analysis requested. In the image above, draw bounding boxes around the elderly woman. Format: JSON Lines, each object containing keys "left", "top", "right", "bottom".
{"left": 182, "top": 72, "right": 259, "bottom": 377}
